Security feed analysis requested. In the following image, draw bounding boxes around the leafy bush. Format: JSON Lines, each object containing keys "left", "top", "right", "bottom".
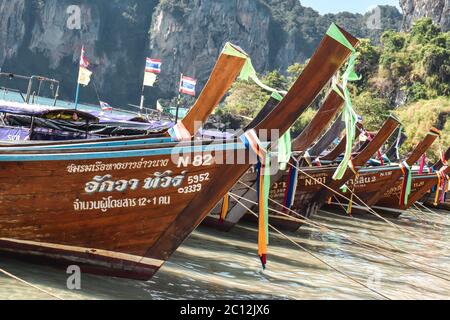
{"left": 395, "top": 97, "right": 450, "bottom": 161}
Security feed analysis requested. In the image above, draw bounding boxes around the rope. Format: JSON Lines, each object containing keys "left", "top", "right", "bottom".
{"left": 232, "top": 190, "right": 450, "bottom": 281}
{"left": 325, "top": 197, "right": 450, "bottom": 277}
{"left": 0, "top": 267, "right": 64, "bottom": 300}
{"left": 415, "top": 201, "right": 449, "bottom": 219}
{"left": 228, "top": 193, "right": 392, "bottom": 300}
{"left": 294, "top": 163, "right": 450, "bottom": 251}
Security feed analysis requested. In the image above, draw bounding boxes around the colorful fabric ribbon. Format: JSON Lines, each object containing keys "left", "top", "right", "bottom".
{"left": 278, "top": 129, "right": 292, "bottom": 171}
{"left": 439, "top": 173, "right": 448, "bottom": 204}
{"left": 220, "top": 194, "right": 229, "bottom": 223}
{"left": 395, "top": 126, "right": 403, "bottom": 160}
{"left": 223, "top": 42, "right": 287, "bottom": 96}
{"left": 434, "top": 171, "right": 443, "bottom": 206}
{"left": 240, "top": 129, "right": 269, "bottom": 269}
{"left": 168, "top": 121, "right": 191, "bottom": 142}
{"left": 399, "top": 161, "right": 412, "bottom": 206}
{"left": 283, "top": 157, "right": 300, "bottom": 210}
{"left": 418, "top": 154, "right": 427, "bottom": 174}
{"left": 328, "top": 24, "right": 361, "bottom": 181}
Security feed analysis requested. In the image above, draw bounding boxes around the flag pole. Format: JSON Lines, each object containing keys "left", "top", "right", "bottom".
{"left": 140, "top": 60, "right": 146, "bottom": 115}
{"left": 74, "top": 46, "right": 83, "bottom": 111}
{"left": 74, "top": 75, "right": 80, "bottom": 111}
{"left": 139, "top": 84, "right": 145, "bottom": 115}
{"left": 175, "top": 73, "right": 183, "bottom": 123}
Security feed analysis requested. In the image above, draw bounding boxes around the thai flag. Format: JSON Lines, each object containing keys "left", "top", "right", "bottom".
{"left": 80, "top": 46, "right": 90, "bottom": 69}
{"left": 179, "top": 75, "right": 197, "bottom": 96}
{"left": 145, "top": 58, "right": 161, "bottom": 74}
{"left": 100, "top": 101, "right": 113, "bottom": 111}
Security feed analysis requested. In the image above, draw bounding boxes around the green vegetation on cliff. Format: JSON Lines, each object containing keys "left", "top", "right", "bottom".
{"left": 219, "top": 18, "right": 450, "bottom": 159}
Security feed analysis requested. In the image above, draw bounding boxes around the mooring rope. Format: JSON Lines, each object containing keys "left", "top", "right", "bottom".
{"left": 323, "top": 197, "right": 450, "bottom": 277}
{"left": 415, "top": 201, "right": 450, "bottom": 220}
{"left": 231, "top": 190, "right": 450, "bottom": 281}
{"left": 0, "top": 267, "right": 64, "bottom": 300}
{"left": 228, "top": 193, "right": 392, "bottom": 300}
{"left": 323, "top": 201, "right": 446, "bottom": 259}
{"left": 401, "top": 199, "right": 448, "bottom": 230}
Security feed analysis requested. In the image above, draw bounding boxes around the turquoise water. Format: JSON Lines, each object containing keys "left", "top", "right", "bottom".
{"left": 0, "top": 209, "right": 448, "bottom": 300}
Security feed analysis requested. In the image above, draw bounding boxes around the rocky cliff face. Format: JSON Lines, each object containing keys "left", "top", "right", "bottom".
{"left": 0, "top": 0, "right": 443, "bottom": 108}
{"left": 149, "top": 0, "right": 403, "bottom": 97}
{"left": 149, "top": 0, "right": 273, "bottom": 96}
{"left": 401, "top": 0, "right": 449, "bottom": 31}
{"left": 0, "top": 0, "right": 157, "bottom": 107}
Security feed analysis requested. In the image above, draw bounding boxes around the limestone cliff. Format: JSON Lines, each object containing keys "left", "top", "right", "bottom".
{"left": 2, "top": 0, "right": 440, "bottom": 108}
{"left": 0, "top": 0, "right": 157, "bottom": 107}
{"left": 401, "top": 0, "right": 449, "bottom": 31}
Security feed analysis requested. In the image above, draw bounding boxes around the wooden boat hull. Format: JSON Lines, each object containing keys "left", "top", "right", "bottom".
{"left": 0, "top": 23, "right": 359, "bottom": 279}
{"left": 422, "top": 193, "right": 450, "bottom": 210}
{"left": 374, "top": 173, "right": 441, "bottom": 215}
{"left": 204, "top": 88, "right": 346, "bottom": 232}
{"left": 0, "top": 142, "right": 248, "bottom": 279}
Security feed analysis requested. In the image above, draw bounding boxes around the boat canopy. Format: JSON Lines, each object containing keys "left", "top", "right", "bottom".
{"left": 0, "top": 100, "right": 98, "bottom": 122}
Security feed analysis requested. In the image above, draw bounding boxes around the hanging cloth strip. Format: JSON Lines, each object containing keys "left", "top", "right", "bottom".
{"left": 418, "top": 154, "right": 427, "bottom": 174}
{"left": 433, "top": 171, "right": 442, "bottom": 206}
{"left": 303, "top": 150, "right": 313, "bottom": 167}
{"left": 399, "top": 161, "right": 412, "bottom": 206}
{"left": 283, "top": 156, "right": 300, "bottom": 210}
{"left": 240, "top": 129, "right": 269, "bottom": 269}
{"left": 219, "top": 194, "right": 230, "bottom": 223}
{"left": 346, "top": 173, "right": 359, "bottom": 215}
{"left": 377, "top": 150, "right": 385, "bottom": 166}
{"left": 168, "top": 121, "right": 191, "bottom": 142}
{"left": 345, "top": 159, "right": 358, "bottom": 214}
{"left": 339, "top": 158, "right": 357, "bottom": 196}
{"left": 328, "top": 24, "right": 361, "bottom": 180}
{"left": 438, "top": 171, "right": 448, "bottom": 204}
{"left": 394, "top": 126, "right": 403, "bottom": 161}
{"left": 223, "top": 43, "right": 288, "bottom": 96}
{"left": 278, "top": 128, "right": 292, "bottom": 171}
{"left": 445, "top": 175, "right": 450, "bottom": 203}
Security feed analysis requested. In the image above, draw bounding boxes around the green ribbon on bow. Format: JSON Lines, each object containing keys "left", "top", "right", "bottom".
{"left": 326, "top": 23, "right": 355, "bottom": 52}
{"left": 222, "top": 42, "right": 288, "bottom": 96}
{"left": 277, "top": 128, "right": 292, "bottom": 171}
{"left": 327, "top": 23, "right": 362, "bottom": 181}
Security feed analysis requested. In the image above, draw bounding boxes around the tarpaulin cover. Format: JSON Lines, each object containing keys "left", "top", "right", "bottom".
{"left": 0, "top": 126, "right": 30, "bottom": 141}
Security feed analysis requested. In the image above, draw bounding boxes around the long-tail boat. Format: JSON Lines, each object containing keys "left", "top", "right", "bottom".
{"left": 260, "top": 116, "right": 400, "bottom": 231}
{"left": 0, "top": 24, "right": 359, "bottom": 279}
{"left": 202, "top": 87, "right": 346, "bottom": 231}
{"left": 316, "top": 123, "right": 363, "bottom": 163}
{"left": 384, "top": 127, "right": 407, "bottom": 161}
{"left": 204, "top": 115, "right": 395, "bottom": 232}
{"left": 0, "top": 42, "right": 248, "bottom": 146}
{"left": 375, "top": 147, "right": 450, "bottom": 215}
{"left": 421, "top": 147, "right": 450, "bottom": 210}
{"left": 324, "top": 128, "right": 440, "bottom": 216}
{"left": 306, "top": 114, "right": 346, "bottom": 159}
